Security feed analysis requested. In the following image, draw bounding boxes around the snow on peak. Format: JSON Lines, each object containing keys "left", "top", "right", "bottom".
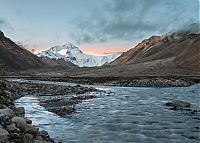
{"left": 37, "top": 43, "right": 120, "bottom": 67}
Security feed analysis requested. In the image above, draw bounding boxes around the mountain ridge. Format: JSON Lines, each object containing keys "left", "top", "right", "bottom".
{"left": 38, "top": 43, "right": 120, "bottom": 67}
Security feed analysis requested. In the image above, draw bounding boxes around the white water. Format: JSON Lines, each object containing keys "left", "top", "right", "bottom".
{"left": 15, "top": 80, "right": 200, "bottom": 143}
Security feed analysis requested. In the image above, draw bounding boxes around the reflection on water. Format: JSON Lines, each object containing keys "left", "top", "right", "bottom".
{"left": 15, "top": 81, "right": 200, "bottom": 143}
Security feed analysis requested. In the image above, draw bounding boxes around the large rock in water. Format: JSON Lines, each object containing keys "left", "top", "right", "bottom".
{"left": 166, "top": 100, "right": 191, "bottom": 108}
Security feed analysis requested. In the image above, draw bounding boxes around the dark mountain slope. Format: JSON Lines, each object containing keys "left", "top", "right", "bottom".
{"left": 0, "top": 31, "right": 45, "bottom": 70}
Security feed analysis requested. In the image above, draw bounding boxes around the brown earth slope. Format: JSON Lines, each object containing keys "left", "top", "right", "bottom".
{"left": 65, "top": 32, "right": 200, "bottom": 77}
{"left": 110, "top": 33, "right": 200, "bottom": 72}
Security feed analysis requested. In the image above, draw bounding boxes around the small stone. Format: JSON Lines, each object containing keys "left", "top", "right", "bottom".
{"left": 194, "top": 126, "right": 200, "bottom": 129}
{"left": 24, "top": 133, "right": 34, "bottom": 140}
{"left": 25, "top": 118, "right": 32, "bottom": 124}
{"left": 40, "top": 130, "right": 49, "bottom": 138}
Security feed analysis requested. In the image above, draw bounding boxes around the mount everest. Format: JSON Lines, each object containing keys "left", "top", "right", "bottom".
{"left": 37, "top": 43, "right": 120, "bottom": 67}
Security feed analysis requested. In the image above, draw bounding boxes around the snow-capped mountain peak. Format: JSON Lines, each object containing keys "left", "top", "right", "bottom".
{"left": 37, "top": 43, "right": 120, "bottom": 67}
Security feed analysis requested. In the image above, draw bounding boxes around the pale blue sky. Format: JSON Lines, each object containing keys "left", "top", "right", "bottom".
{"left": 0, "top": 0, "right": 199, "bottom": 55}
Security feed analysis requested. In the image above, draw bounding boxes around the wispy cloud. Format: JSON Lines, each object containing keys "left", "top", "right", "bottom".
{"left": 0, "top": 18, "right": 13, "bottom": 31}
{"left": 71, "top": 0, "right": 199, "bottom": 44}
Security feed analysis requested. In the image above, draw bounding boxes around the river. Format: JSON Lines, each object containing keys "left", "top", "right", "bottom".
{"left": 14, "top": 80, "right": 200, "bottom": 143}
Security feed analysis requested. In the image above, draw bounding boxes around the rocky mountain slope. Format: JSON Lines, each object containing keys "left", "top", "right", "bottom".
{"left": 110, "top": 33, "right": 200, "bottom": 72}
{"left": 38, "top": 43, "right": 120, "bottom": 67}
{"left": 66, "top": 31, "right": 200, "bottom": 77}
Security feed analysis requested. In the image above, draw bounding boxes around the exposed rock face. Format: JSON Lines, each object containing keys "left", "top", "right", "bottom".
{"left": 0, "top": 30, "right": 4, "bottom": 37}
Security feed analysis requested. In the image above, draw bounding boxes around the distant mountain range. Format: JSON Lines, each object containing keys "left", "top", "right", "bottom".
{"left": 37, "top": 43, "right": 120, "bottom": 67}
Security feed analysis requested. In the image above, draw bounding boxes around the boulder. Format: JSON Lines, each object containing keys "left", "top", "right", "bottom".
{"left": 6, "top": 123, "right": 20, "bottom": 133}
{"left": 11, "top": 117, "right": 27, "bottom": 132}
{"left": 166, "top": 100, "right": 191, "bottom": 108}
{"left": 0, "top": 128, "right": 9, "bottom": 140}
{"left": 14, "top": 107, "right": 25, "bottom": 117}
{"left": 11, "top": 117, "right": 38, "bottom": 135}
{"left": 0, "top": 107, "right": 16, "bottom": 118}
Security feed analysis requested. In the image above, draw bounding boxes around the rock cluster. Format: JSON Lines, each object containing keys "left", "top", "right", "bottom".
{"left": 40, "top": 95, "right": 96, "bottom": 117}
{"left": 10, "top": 82, "right": 98, "bottom": 96}
{"left": 8, "top": 81, "right": 100, "bottom": 117}
{"left": 0, "top": 80, "right": 55, "bottom": 143}
{"left": 33, "top": 77, "right": 196, "bottom": 88}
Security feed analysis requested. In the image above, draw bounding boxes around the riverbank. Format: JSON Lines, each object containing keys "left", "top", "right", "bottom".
{"left": 4, "top": 75, "right": 200, "bottom": 87}
{"left": 0, "top": 79, "right": 102, "bottom": 142}
{"left": 9, "top": 81, "right": 101, "bottom": 117}
{"left": 0, "top": 79, "right": 55, "bottom": 143}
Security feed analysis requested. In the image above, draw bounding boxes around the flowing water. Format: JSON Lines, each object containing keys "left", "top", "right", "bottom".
{"left": 15, "top": 80, "right": 200, "bottom": 143}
